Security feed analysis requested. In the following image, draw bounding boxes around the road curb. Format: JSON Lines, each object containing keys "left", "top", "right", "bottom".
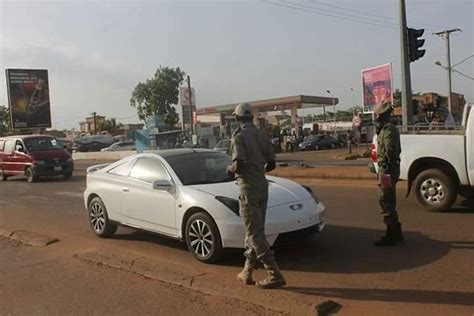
{"left": 75, "top": 249, "right": 340, "bottom": 315}
{"left": 0, "top": 226, "right": 59, "bottom": 246}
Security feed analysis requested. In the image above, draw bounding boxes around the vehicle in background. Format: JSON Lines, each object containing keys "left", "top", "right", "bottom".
{"left": 101, "top": 141, "right": 136, "bottom": 152}
{"left": 74, "top": 135, "right": 114, "bottom": 152}
{"left": 58, "top": 139, "right": 73, "bottom": 154}
{"left": 298, "top": 134, "right": 339, "bottom": 151}
{"left": 213, "top": 139, "right": 231, "bottom": 155}
{"left": 371, "top": 103, "right": 473, "bottom": 212}
{"left": 84, "top": 149, "right": 325, "bottom": 263}
{"left": 0, "top": 135, "right": 74, "bottom": 183}
{"left": 336, "top": 133, "right": 348, "bottom": 148}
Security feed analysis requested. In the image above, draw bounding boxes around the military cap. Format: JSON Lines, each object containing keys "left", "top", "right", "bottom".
{"left": 232, "top": 103, "right": 254, "bottom": 117}
{"left": 374, "top": 101, "right": 393, "bottom": 116}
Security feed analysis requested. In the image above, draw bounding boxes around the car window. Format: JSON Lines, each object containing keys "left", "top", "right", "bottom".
{"left": 129, "top": 157, "right": 169, "bottom": 183}
{"left": 108, "top": 159, "right": 136, "bottom": 177}
{"left": 15, "top": 140, "right": 25, "bottom": 152}
{"left": 3, "top": 140, "right": 14, "bottom": 154}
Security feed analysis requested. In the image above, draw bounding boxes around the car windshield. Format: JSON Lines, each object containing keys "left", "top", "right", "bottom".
{"left": 165, "top": 152, "right": 234, "bottom": 185}
{"left": 308, "top": 135, "right": 321, "bottom": 141}
{"left": 24, "top": 137, "right": 62, "bottom": 152}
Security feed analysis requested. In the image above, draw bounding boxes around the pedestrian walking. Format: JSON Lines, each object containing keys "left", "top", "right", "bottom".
{"left": 374, "top": 100, "right": 404, "bottom": 246}
{"left": 226, "top": 103, "right": 286, "bottom": 289}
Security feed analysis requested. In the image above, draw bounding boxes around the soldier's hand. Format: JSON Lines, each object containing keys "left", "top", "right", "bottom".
{"left": 226, "top": 165, "right": 235, "bottom": 177}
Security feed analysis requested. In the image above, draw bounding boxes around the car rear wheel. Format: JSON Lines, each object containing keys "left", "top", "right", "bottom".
{"left": 185, "top": 212, "right": 222, "bottom": 263}
{"left": 88, "top": 197, "right": 117, "bottom": 238}
{"left": 314, "top": 145, "right": 319, "bottom": 151}
{"left": 25, "top": 167, "right": 37, "bottom": 183}
{"left": 414, "top": 169, "right": 457, "bottom": 212}
{"left": 330, "top": 143, "right": 336, "bottom": 149}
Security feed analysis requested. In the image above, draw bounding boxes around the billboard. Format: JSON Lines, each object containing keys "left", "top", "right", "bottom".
{"left": 5, "top": 69, "right": 52, "bottom": 129}
{"left": 361, "top": 63, "right": 393, "bottom": 114}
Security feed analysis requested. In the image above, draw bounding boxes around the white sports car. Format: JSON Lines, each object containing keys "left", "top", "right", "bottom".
{"left": 84, "top": 149, "right": 325, "bottom": 263}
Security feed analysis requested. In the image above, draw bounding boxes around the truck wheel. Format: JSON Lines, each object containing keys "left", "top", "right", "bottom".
{"left": 414, "top": 169, "right": 457, "bottom": 212}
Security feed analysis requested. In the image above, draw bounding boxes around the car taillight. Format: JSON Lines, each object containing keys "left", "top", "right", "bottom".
{"left": 371, "top": 143, "right": 377, "bottom": 162}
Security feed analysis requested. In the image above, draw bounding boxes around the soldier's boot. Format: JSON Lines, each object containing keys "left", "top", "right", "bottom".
{"left": 255, "top": 262, "right": 286, "bottom": 290}
{"left": 392, "top": 223, "right": 404, "bottom": 243}
{"left": 374, "top": 224, "right": 397, "bottom": 246}
{"left": 237, "top": 259, "right": 256, "bottom": 285}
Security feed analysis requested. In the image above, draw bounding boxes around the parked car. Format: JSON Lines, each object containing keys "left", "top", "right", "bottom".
{"left": 101, "top": 141, "right": 136, "bottom": 152}
{"left": 74, "top": 141, "right": 110, "bottom": 152}
{"left": 371, "top": 103, "right": 473, "bottom": 212}
{"left": 84, "top": 149, "right": 325, "bottom": 263}
{"left": 58, "top": 139, "right": 74, "bottom": 154}
{"left": 0, "top": 135, "right": 74, "bottom": 182}
{"left": 213, "top": 139, "right": 231, "bottom": 155}
{"left": 298, "top": 134, "right": 338, "bottom": 151}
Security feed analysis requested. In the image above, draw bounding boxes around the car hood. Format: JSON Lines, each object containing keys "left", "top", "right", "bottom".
{"left": 189, "top": 176, "right": 310, "bottom": 208}
{"left": 29, "top": 149, "right": 70, "bottom": 160}
{"left": 300, "top": 140, "right": 315, "bottom": 146}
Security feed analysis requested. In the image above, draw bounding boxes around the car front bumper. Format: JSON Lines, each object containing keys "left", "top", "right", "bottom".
{"left": 217, "top": 199, "right": 326, "bottom": 248}
{"left": 32, "top": 161, "right": 74, "bottom": 176}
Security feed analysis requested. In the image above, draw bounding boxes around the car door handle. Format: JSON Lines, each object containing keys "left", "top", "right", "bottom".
{"left": 122, "top": 188, "right": 130, "bottom": 192}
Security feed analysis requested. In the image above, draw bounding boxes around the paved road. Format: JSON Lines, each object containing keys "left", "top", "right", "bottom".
{"left": 0, "top": 171, "right": 473, "bottom": 315}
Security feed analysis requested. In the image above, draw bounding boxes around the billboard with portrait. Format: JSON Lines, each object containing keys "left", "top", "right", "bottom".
{"left": 5, "top": 69, "right": 52, "bottom": 129}
{"left": 361, "top": 63, "right": 393, "bottom": 114}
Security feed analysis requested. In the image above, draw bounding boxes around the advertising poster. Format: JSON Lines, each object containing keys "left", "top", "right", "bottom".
{"left": 5, "top": 69, "right": 52, "bottom": 129}
{"left": 361, "top": 63, "right": 393, "bottom": 114}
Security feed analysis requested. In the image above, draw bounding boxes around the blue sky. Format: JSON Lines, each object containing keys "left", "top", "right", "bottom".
{"left": 1, "top": 0, "right": 473, "bottom": 129}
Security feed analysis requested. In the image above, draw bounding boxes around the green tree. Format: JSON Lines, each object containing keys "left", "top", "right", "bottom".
{"left": 393, "top": 89, "right": 402, "bottom": 107}
{"left": 98, "top": 118, "right": 123, "bottom": 134}
{"left": 130, "top": 66, "right": 185, "bottom": 129}
{"left": 0, "top": 106, "right": 10, "bottom": 136}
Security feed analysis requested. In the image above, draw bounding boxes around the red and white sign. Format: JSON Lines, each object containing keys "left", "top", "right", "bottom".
{"left": 361, "top": 63, "right": 393, "bottom": 114}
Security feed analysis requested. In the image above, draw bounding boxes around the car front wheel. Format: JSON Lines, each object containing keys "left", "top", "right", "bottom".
{"left": 88, "top": 196, "right": 117, "bottom": 238}
{"left": 25, "top": 167, "right": 37, "bottom": 183}
{"left": 413, "top": 169, "right": 457, "bottom": 212}
{"left": 1, "top": 168, "right": 7, "bottom": 181}
{"left": 185, "top": 212, "right": 222, "bottom": 263}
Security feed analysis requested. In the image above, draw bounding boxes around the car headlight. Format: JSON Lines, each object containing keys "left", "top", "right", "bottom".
{"left": 215, "top": 196, "right": 240, "bottom": 216}
{"left": 302, "top": 185, "right": 319, "bottom": 204}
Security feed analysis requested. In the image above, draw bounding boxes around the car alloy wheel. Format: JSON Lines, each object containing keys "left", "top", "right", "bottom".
{"left": 88, "top": 197, "right": 117, "bottom": 238}
{"left": 25, "top": 167, "right": 36, "bottom": 183}
{"left": 189, "top": 219, "right": 214, "bottom": 258}
{"left": 90, "top": 202, "right": 106, "bottom": 234}
{"left": 185, "top": 212, "right": 222, "bottom": 263}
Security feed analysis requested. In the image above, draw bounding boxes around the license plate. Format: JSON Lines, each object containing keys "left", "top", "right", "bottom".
{"left": 54, "top": 166, "right": 62, "bottom": 172}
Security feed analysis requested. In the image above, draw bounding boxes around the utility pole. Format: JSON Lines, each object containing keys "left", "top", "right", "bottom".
{"left": 433, "top": 28, "right": 462, "bottom": 114}
{"left": 91, "top": 111, "right": 97, "bottom": 135}
{"left": 350, "top": 88, "right": 355, "bottom": 116}
{"left": 186, "top": 76, "right": 195, "bottom": 139}
{"left": 399, "top": 0, "right": 412, "bottom": 132}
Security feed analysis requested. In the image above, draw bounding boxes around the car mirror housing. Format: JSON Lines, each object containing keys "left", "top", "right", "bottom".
{"left": 153, "top": 179, "right": 173, "bottom": 191}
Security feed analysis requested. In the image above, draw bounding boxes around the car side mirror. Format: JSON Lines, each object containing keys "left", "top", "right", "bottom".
{"left": 153, "top": 179, "right": 173, "bottom": 191}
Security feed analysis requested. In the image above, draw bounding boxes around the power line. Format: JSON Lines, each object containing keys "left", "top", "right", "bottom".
{"left": 453, "top": 69, "right": 474, "bottom": 81}
{"left": 263, "top": 0, "right": 398, "bottom": 30}
{"left": 306, "top": 0, "right": 450, "bottom": 31}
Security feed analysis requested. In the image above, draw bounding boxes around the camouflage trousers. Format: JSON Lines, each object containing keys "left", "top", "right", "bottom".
{"left": 238, "top": 179, "right": 275, "bottom": 267}
{"left": 378, "top": 176, "right": 400, "bottom": 225}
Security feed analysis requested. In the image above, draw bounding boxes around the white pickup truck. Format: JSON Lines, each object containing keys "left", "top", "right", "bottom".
{"left": 372, "top": 103, "right": 473, "bottom": 212}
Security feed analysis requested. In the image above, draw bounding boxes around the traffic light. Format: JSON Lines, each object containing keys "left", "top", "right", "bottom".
{"left": 407, "top": 28, "right": 426, "bottom": 63}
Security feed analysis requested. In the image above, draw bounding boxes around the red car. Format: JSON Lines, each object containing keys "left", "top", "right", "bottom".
{"left": 0, "top": 135, "right": 74, "bottom": 183}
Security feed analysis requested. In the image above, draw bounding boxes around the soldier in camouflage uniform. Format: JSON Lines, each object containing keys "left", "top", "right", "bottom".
{"left": 374, "top": 101, "right": 404, "bottom": 246}
{"left": 226, "top": 103, "right": 286, "bottom": 289}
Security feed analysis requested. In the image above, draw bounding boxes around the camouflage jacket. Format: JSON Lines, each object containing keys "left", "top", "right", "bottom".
{"left": 377, "top": 123, "right": 401, "bottom": 176}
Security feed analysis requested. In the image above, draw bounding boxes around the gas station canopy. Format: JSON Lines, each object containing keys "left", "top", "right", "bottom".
{"left": 196, "top": 95, "right": 339, "bottom": 116}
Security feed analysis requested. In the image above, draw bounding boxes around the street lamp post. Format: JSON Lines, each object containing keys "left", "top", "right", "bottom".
{"left": 350, "top": 88, "right": 355, "bottom": 116}
{"left": 326, "top": 90, "right": 336, "bottom": 135}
